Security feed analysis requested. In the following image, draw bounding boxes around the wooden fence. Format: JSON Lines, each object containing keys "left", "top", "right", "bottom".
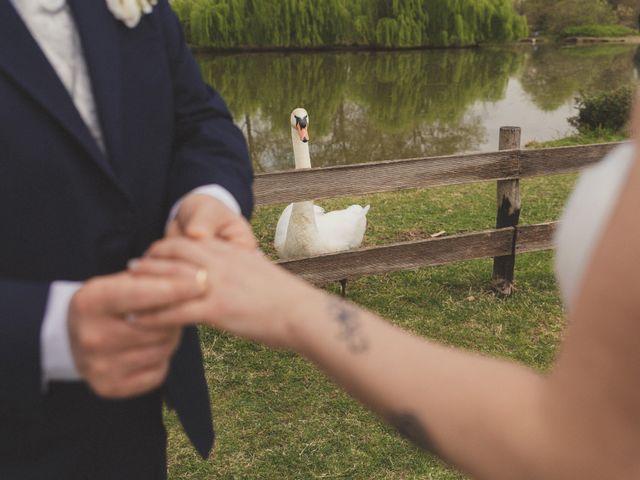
{"left": 254, "top": 127, "right": 625, "bottom": 294}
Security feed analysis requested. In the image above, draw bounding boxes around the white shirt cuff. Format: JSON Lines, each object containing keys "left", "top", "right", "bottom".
{"left": 41, "top": 281, "right": 83, "bottom": 385}
{"left": 166, "top": 184, "right": 242, "bottom": 231}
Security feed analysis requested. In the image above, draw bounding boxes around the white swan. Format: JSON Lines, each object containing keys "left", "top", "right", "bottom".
{"left": 274, "top": 108, "right": 370, "bottom": 260}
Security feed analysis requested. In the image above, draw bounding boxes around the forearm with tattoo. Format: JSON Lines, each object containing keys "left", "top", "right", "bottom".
{"left": 328, "top": 299, "right": 370, "bottom": 354}
{"left": 387, "top": 412, "right": 437, "bottom": 454}
{"left": 326, "top": 300, "right": 438, "bottom": 456}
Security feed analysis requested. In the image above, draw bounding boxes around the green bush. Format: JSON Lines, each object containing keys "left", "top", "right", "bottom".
{"left": 569, "top": 87, "right": 634, "bottom": 133}
{"left": 560, "top": 24, "right": 639, "bottom": 38}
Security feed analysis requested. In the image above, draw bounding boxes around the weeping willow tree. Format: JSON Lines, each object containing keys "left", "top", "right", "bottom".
{"left": 172, "top": 0, "right": 528, "bottom": 49}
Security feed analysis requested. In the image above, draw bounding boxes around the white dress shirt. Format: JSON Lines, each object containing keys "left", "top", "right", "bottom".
{"left": 9, "top": 0, "right": 241, "bottom": 384}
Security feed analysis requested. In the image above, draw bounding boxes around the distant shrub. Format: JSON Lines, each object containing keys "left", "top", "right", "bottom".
{"left": 569, "top": 87, "right": 634, "bottom": 133}
{"left": 560, "top": 24, "right": 639, "bottom": 38}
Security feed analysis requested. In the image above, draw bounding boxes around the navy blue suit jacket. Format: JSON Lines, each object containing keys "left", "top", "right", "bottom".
{"left": 0, "top": 0, "right": 252, "bottom": 475}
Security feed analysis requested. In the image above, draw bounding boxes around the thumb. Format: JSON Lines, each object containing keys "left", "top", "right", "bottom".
{"left": 165, "top": 219, "right": 182, "bottom": 238}
{"left": 181, "top": 205, "right": 221, "bottom": 240}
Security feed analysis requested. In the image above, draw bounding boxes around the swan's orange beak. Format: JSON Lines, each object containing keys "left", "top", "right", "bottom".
{"left": 296, "top": 124, "right": 309, "bottom": 143}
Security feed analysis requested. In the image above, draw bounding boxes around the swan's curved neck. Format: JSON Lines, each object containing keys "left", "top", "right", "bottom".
{"left": 285, "top": 126, "right": 318, "bottom": 256}
{"left": 284, "top": 200, "right": 319, "bottom": 256}
{"left": 291, "top": 129, "right": 311, "bottom": 169}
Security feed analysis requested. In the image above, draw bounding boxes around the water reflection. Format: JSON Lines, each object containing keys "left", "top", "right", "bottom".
{"left": 197, "top": 45, "right": 638, "bottom": 172}
{"left": 520, "top": 45, "right": 638, "bottom": 111}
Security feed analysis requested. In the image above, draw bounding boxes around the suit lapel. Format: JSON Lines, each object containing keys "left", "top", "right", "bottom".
{"left": 68, "top": 0, "right": 125, "bottom": 179}
{"left": 0, "top": 1, "right": 132, "bottom": 203}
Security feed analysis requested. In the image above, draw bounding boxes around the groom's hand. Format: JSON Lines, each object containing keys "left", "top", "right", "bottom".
{"left": 167, "top": 194, "right": 256, "bottom": 249}
{"left": 68, "top": 272, "right": 203, "bottom": 399}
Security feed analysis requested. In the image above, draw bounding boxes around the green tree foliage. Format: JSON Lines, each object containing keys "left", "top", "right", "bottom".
{"left": 523, "top": 0, "right": 618, "bottom": 33}
{"left": 172, "top": 0, "right": 528, "bottom": 49}
{"left": 606, "top": 0, "right": 640, "bottom": 29}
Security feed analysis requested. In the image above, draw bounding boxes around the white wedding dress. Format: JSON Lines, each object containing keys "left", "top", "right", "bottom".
{"left": 555, "top": 142, "right": 636, "bottom": 309}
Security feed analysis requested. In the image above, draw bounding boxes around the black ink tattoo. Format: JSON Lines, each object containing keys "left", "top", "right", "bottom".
{"left": 328, "top": 299, "right": 370, "bottom": 354}
{"left": 387, "top": 412, "right": 436, "bottom": 454}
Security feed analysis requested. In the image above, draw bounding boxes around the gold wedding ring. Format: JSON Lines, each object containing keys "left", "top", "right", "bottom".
{"left": 195, "top": 268, "right": 209, "bottom": 292}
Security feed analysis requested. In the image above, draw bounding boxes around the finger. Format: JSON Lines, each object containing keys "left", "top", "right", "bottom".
{"left": 118, "top": 339, "right": 180, "bottom": 376}
{"left": 119, "top": 321, "right": 182, "bottom": 348}
{"left": 97, "top": 361, "right": 170, "bottom": 399}
{"left": 146, "top": 237, "right": 219, "bottom": 267}
{"left": 101, "top": 273, "right": 204, "bottom": 315}
{"left": 121, "top": 361, "right": 170, "bottom": 398}
{"left": 165, "top": 220, "right": 181, "bottom": 238}
{"left": 139, "top": 0, "right": 153, "bottom": 14}
{"left": 128, "top": 257, "right": 199, "bottom": 279}
{"left": 135, "top": 299, "right": 212, "bottom": 328}
{"left": 218, "top": 219, "right": 258, "bottom": 250}
{"left": 179, "top": 199, "right": 225, "bottom": 240}
{"left": 75, "top": 317, "right": 180, "bottom": 353}
{"left": 84, "top": 337, "right": 177, "bottom": 382}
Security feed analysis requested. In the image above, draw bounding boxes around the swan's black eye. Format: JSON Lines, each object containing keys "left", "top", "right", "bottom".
{"left": 295, "top": 115, "right": 308, "bottom": 129}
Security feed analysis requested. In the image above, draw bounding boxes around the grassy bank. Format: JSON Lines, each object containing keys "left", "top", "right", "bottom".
{"left": 560, "top": 24, "right": 639, "bottom": 38}
{"left": 526, "top": 129, "right": 628, "bottom": 148}
{"left": 165, "top": 170, "right": 583, "bottom": 479}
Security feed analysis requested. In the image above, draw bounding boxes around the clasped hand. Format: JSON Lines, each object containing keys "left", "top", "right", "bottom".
{"left": 69, "top": 194, "right": 256, "bottom": 398}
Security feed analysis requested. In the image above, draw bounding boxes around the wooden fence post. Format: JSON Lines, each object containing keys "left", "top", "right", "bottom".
{"left": 492, "top": 127, "right": 522, "bottom": 296}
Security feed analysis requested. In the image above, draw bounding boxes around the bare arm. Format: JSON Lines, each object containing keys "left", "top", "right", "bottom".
{"left": 283, "top": 289, "right": 550, "bottom": 480}
{"left": 133, "top": 95, "right": 640, "bottom": 479}
{"left": 132, "top": 237, "right": 632, "bottom": 479}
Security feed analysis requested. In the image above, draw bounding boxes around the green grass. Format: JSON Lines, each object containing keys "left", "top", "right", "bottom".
{"left": 560, "top": 24, "right": 639, "bottom": 38}
{"left": 526, "top": 128, "right": 627, "bottom": 148}
{"left": 166, "top": 174, "right": 579, "bottom": 479}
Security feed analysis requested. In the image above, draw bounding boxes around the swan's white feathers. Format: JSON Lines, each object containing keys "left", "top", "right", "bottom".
{"left": 274, "top": 203, "right": 370, "bottom": 258}
{"left": 274, "top": 107, "right": 370, "bottom": 259}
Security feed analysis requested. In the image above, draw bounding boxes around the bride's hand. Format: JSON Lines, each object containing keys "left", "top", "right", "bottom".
{"left": 129, "top": 238, "right": 315, "bottom": 351}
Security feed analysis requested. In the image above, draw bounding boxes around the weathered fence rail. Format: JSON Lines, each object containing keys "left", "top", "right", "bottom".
{"left": 279, "top": 222, "right": 558, "bottom": 284}
{"left": 254, "top": 142, "right": 620, "bottom": 206}
{"left": 254, "top": 132, "right": 625, "bottom": 292}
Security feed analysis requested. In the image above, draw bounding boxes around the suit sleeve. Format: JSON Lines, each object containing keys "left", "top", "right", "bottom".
{"left": 0, "top": 279, "right": 49, "bottom": 408}
{"left": 158, "top": 1, "right": 254, "bottom": 219}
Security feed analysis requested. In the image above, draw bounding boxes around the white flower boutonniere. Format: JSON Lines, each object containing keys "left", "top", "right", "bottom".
{"left": 106, "top": 0, "right": 158, "bottom": 28}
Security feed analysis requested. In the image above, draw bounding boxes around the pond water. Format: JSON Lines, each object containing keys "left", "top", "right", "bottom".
{"left": 197, "top": 44, "right": 640, "bottom": 173}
